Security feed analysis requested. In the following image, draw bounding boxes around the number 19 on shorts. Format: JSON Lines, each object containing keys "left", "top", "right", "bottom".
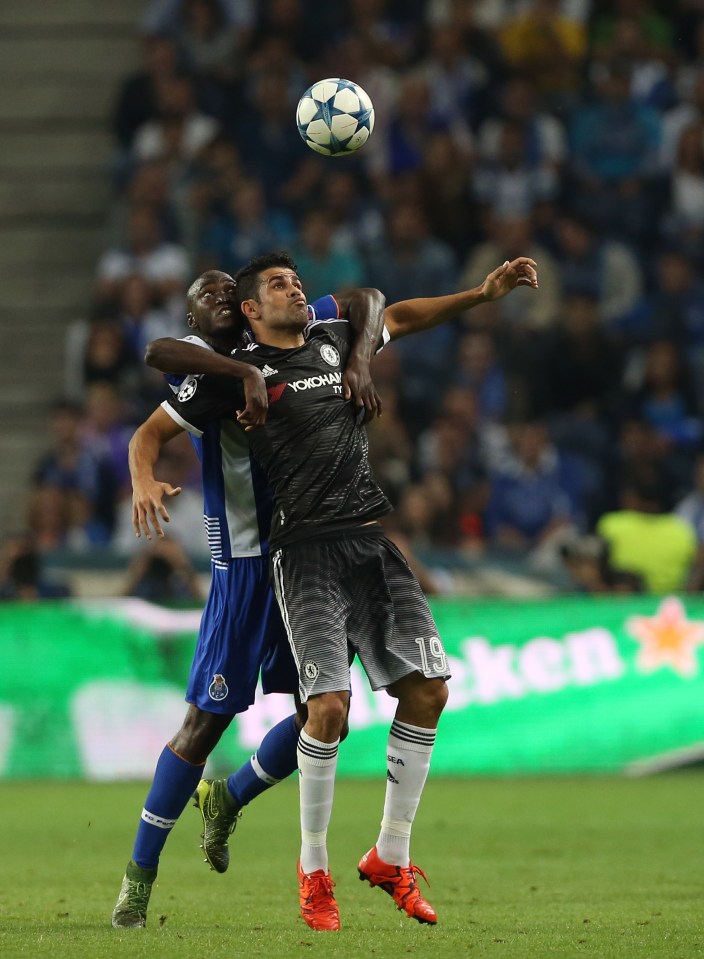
{"left": 414, "top": 636, "right": 448, "bottom": 674}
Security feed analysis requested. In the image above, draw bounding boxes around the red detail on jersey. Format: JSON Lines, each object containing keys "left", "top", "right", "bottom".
{"left": 267, "top": 382, "right": 287, "bottom": 403}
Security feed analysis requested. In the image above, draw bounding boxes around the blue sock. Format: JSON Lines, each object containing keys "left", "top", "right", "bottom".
{"left": 227, "top": 714, "right": 299, "bottom": 808}
{"left": 132, "top": 744, "right": 204, "bottom": 869}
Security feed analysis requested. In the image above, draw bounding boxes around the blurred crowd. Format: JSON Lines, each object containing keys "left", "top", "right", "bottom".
{"left": 7, "top": 0, "right": 704, "bottom": 600}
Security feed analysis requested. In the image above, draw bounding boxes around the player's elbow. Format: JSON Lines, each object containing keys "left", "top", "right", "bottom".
{"left": 349, "top": 287, "right": 385, "bottom": 311}
{"left": 144, "top": 337, "right": 174, "bottom": 370}
{"left": 127, "top": 424, "right": 144, "bottom": 460}
{"left": 362, "top": 287, "right": 386, "bottom": 311}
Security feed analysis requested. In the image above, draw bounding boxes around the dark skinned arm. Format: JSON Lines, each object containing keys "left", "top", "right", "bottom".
{"left": 333, "top": 287, "right": 386, "bottom": 422}
{"left": 145, "top": 339, "right": 268, "bottom": 430}
{"left": 145, "top": 288, "right": 387, "bottom": 426}
{"left": 383, "top": 257, "right": 539, "bottom": 340}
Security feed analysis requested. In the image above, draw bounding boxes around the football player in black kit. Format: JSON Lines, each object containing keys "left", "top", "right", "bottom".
{"left": 157, "top": 252, "right": 538, "bottom": 931}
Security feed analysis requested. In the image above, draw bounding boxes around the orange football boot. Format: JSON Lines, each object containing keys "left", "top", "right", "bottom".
{"left": 358, "top": 846, "right": 437, "bottom": 924}
{"left": 297, "top": 861, "right": 341, "bottom": 931}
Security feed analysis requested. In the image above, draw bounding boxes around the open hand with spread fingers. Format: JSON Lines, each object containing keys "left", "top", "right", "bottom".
{"left": 132, "top": 478, "right": 182, "bottom": 540}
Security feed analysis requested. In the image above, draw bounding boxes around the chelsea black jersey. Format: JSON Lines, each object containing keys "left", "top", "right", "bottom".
{"left": 164, "top": 318, "right": 391, "bottom": 548}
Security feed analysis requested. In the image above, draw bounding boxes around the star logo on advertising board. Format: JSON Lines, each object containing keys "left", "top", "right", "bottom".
{"left": 626, "top": 597, "right": 704, "bottom": 678}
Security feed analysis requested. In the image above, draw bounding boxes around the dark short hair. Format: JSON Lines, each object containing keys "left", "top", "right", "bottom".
{"left": 233, "top": 252, "right": 298, "bottom": 306}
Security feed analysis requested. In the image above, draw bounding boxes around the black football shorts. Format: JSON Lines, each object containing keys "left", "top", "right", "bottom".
{"left": 270, "top": 530, "right": 450, "bottom": 702}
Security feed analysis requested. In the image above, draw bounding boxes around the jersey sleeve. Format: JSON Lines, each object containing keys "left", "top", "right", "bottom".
{"left": 307, "top": 294, "right": 340, "bottom": 325}
{"left": 307, "top": 294, "right": 387, "bottom": 351}
{"left": 161, "top": 375, "right": 243, "bottom": 437}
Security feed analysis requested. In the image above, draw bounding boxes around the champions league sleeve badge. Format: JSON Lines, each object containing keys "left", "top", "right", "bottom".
{"left": 178, "top": 377, "right": 198, "bottom": 402}
{"left": 208, "top": 673, "right": 229, "bottom": 701}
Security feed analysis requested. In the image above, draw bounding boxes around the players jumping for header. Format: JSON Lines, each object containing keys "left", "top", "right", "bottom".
{"left": 114, "top": 253, "right": 537, "bottom": 931}
{"left": 112, "top": 277, "right": 385, "bottom": 927}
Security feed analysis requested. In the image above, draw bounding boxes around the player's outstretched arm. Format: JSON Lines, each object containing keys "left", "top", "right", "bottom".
{"left": 383, "top": 257, "right": 538, "bottom": 341}
{"left": 129, "top": 407, "right": 185, "bottom": 541}
{"left": 334, "top": 287, "right": 386, "bottom": 422}
{"left": 145, "top": 338, "right": 268, "bottom": 429}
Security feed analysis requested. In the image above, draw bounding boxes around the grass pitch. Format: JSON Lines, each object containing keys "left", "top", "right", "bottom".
{"left": 0, "top": 774, "right": 702, "bottom": 958}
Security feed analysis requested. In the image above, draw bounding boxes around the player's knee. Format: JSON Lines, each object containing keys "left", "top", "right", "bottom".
{"left": 428, "top": 677, "right": 449, "bottom": 717}
{"left": 171, "top": 706, "right": 232, "bottom": 762}
{"left": 294, "top": 702, "right": 308, "bottom": 730}
{"left": 319, "top": 695, "right": 347, "bottom": 732}
{"left": 339, "top": 695, "right": 351, "bottom": 741}
{"left": 406, "top": 677, "right": 448, "bottom": 725}
{"left": 306, "top": 691, "right": 348, "bottom": 740}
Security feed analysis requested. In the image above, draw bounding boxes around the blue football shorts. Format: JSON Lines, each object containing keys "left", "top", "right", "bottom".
{"left": 185, "top": 554, "right": 298, "bottom": 715}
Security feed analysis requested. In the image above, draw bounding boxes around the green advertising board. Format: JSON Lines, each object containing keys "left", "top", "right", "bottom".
{"left": 1, "top": 595, "right": 703, "bottom": 779}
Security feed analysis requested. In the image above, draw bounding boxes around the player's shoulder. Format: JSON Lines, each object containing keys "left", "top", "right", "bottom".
{"left": 180, "top": 334, "right": 213, "bottom": 350}
{"left": 227, "top": 340, "right": 274, "bottom": 376}
{"left": 164, "top": 335, "right": 214, "bottom": 390}
{"left": 305, "top": 296, "right": 350, "bottom": 345}
{"left": 230, "top": 340, "right": 261, "bottom": 361}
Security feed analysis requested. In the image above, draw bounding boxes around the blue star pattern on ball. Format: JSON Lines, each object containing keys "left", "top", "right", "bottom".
{"left": 296, "top": 78, "right": 375, "bottom": 157}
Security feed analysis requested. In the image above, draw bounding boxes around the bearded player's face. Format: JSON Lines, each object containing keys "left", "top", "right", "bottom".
{"left": 253, "top": 268, "right": 309, "bottom": 331}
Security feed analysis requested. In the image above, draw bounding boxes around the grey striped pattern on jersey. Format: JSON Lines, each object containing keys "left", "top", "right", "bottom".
{"left": 270, "top": 533, "right": 450, "bottom": 703}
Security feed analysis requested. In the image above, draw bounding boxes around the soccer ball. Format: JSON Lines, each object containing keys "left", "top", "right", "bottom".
{"left": 296, "top": 78, "right": 375, "bottom": 157}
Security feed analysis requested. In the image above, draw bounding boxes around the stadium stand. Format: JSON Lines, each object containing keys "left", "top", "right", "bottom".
{"left": 5, "top": 0, "right": 704, "bottom": 598}
{"left": 0, "top": 0, "right": 145, "bottom": 533}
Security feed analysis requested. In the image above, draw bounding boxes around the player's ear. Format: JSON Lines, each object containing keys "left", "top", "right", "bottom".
{"left": 240, "top": 298, "right": 260, "bottom": 322}
{"left": 186, "top": 312, "right": 196, "bottom": 329}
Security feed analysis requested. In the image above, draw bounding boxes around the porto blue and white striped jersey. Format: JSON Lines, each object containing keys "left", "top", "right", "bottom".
{"left": 162, "top": 295, "right": 340, "bottom": 562}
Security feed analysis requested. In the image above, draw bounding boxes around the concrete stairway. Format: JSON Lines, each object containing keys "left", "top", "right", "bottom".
{"left": 0, "top": 0, "right": 144, "bottom": 533}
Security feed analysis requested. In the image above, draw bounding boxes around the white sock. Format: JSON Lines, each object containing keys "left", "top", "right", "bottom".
{"left": 297, "top": 729, "right": 339, "bottom": 874}
{"left": 376, "top": 720, "right": 436, "bottom": 867}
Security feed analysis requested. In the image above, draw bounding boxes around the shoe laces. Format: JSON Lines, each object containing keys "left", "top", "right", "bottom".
{"left": 123, "top": 878, "right": 152, "bottom": 913}
{"left": 407, "top": 862, "right": 429, "bottom": 887}
{"left": 391, "top": 862, "right": 430, "bottom": 908}
{"left": 302, "top": 872, "right": 337, "bottom": 906}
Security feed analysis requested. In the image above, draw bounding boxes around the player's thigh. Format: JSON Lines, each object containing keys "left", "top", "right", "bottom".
{"left": 187, "top": 557, "right": 280, "bottom": 713}
{"left": 270, "top": 543, "right": 353, "bottom": 700}
{"left": 259, "top": 595, "right": 299, "bottom": 696}
{"left": 349, "top": 537, "right": 450, "bottom": 688}
{"left": 381, "top": 537, "right": 450, "bottom": 677}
